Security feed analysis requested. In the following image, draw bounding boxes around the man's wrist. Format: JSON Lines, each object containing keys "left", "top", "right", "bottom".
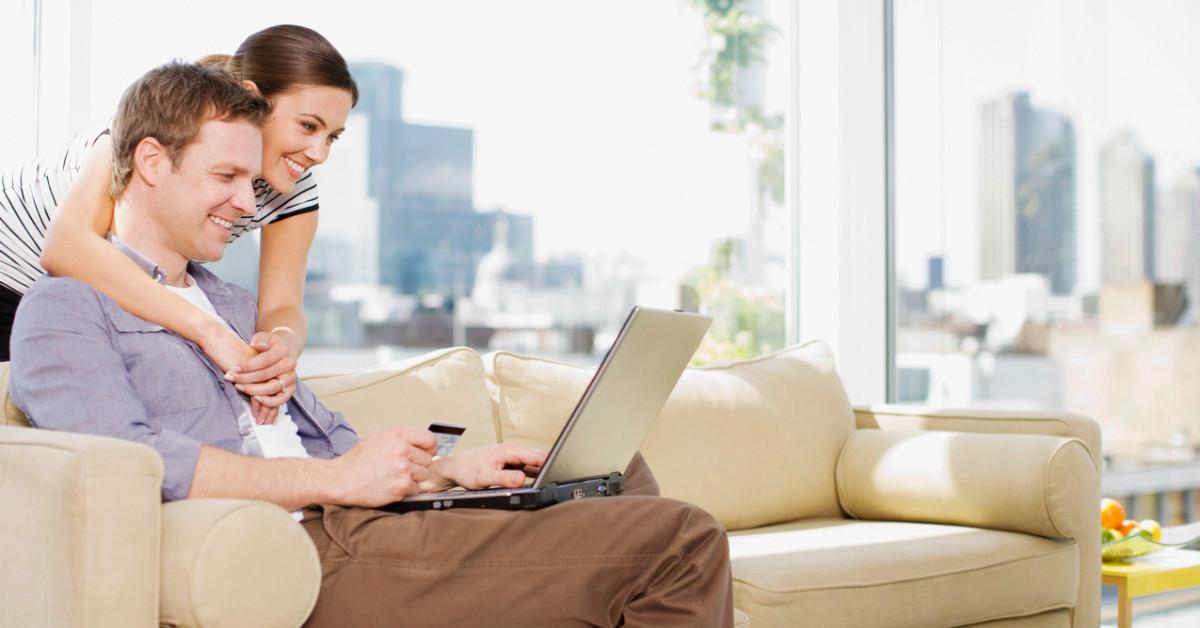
{"left": 315, "top": 458, "right": 349, "bottom": 506}
{"left": 421, "top": 457, "right": 456, "bottom": 493}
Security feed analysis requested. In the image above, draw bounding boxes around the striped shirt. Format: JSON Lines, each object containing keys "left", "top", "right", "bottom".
{"left": 0, "top": 130, "right": 320, "bottom": 294}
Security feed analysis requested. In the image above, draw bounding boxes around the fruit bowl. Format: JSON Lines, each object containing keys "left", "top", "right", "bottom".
{"left": 1102, "top": 522, "right": 1200, "bottom": 562}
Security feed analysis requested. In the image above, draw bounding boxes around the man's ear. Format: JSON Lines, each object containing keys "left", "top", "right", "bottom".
{"left": 132, "top": 137, "right": 167, "bottom": 187}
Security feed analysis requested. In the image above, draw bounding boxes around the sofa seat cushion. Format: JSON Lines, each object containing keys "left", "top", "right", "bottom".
{"left": 728, "top": 518, "right": 1077, "bottom": 628}
{"left": 303, "top": 347, "right": 498, "bottom": 450}
{"left": 485, "top": 341, "right": 856, "bottom": 530}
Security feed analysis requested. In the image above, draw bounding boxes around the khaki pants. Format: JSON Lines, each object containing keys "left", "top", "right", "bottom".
{"left": 300, "top": 453, "right": 733, "bottom": 627}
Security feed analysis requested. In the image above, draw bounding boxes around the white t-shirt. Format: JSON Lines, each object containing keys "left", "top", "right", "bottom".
{"left": 165, "top": 276, "right": 310, "bottom": 460}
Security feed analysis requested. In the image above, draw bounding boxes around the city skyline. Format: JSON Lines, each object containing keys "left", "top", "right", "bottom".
{"left": 345, "top": 60, "right": 538, "bottom": 298}
{"left": 896, "top": 0, "right": 1200, "bottom": 293}
{"left": 4, "top": 1, "right": 1197, "bottom": 301}
{"left": 916, "top": 91, "right": 1199, "bottom": 317}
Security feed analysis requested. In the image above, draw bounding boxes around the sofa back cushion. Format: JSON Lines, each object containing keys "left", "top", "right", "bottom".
{"left": 485, "top": 341, "right": 856, "bottom": 530}
{"left": 303, "top": 347, "right": 499, "bottom": 450}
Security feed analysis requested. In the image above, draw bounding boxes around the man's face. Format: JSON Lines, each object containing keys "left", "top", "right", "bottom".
{"left": 155, "top": 118, "right": 262, "bottom": 263}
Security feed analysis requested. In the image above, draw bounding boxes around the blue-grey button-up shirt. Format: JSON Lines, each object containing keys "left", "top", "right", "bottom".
{"left": 10, "top": 237, "right": 359, "bottom": 501}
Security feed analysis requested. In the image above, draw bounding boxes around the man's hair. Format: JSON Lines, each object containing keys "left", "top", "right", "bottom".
{"left": 110, "top": 61, "right": 270, "bottom": 197}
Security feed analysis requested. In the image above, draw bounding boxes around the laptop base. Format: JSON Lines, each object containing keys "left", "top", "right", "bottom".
{"left": 383, "top": 472, "right": 625, "bottom": 513}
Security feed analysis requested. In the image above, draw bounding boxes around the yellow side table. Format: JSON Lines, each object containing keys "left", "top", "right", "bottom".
{"left": 1102, "top": 549, "right": 1200, "bottom": 628}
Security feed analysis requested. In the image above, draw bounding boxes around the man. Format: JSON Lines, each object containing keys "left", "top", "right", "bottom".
{"left": 11, "top": 61, "right": 733, "bottom": 627}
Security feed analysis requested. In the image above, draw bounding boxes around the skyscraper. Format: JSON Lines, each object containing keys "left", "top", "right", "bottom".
{"left": 928, "top": 255, "right": 945, "bottom": 291}
{"left": 348, "top": 61, "right": 532, "bottom": 295}
{"left": 309, "top": 114, "right": 379, "bottom": 286}
{"left": 1099, "top": 132, "right": 1157, "bottom": 283}
{"left": 978, "top": 92, "right": 1077, "bottom": 295}
{"left": 349, "top": 62, "right": 407, "bottom": 208}
{"left": 1172, "top": 169, "right": 1200, "bottom": 318}
{"left": 1156, "top": 169, "right": 1196, "bottom": 285}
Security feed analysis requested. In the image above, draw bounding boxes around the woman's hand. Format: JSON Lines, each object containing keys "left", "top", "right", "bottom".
{"left": 222, "top": 329, "right": 300, "bottom": 426}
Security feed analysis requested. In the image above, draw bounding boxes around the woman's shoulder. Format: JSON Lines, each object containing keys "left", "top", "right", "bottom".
{"left": 1, "top": 129, "right": 108, "bottom": 193}
{"left": 56, "top": 129, "right": 110, "bottom": 170}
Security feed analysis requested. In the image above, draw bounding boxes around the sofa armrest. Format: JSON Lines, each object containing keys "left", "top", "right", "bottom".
{"left": 836, "top": 429, "right": 1098, "bottom": 540}
{"left": 837, "top": 428, "right": 1102, "bottom": 628}
{"left": 0, "top": 425, "right": 164, "bottom": 627}
{"left": 853, "top": 404, "right": 1102, "bottom": 468}
{"left": 160, "top": 499, "right": 321, "bottom": 628}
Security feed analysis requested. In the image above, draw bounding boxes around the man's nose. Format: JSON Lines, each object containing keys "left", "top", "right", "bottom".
{"left": 231, "top": 180, "right": 256, "bottom": 216}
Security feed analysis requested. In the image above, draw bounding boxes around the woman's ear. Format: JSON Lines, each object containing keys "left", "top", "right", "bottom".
{"left": 241, "top": 79, "right": 261, "bottom": 95}
{"left": 132, "top": 137, "right": 166, "bottom": 187}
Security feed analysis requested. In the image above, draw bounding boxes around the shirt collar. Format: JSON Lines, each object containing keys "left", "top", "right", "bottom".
{"left": 108, "top": 234, "right": 168, "bottom": 284}
{"left": 107, "top": 234, "right": 231, "bottom": 299}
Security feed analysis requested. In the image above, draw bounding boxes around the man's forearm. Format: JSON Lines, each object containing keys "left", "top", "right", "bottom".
{"left": 187, "top": 445, "right": 344, "bottom": 511}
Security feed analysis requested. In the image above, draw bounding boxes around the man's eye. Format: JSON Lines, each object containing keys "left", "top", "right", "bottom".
{"left": 219, "top": 173, "right": 235, "bottom": 181}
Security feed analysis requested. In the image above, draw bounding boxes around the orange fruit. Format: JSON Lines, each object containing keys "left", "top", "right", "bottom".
{"left": 1118, "top": 519, "right": 1139, "bottom": 536}
{"left": 1101, "top": 499, "right": 1126, "bottom": 530}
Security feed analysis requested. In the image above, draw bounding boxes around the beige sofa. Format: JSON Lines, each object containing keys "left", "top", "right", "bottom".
{"left": 0, "top": 341, "right": 1100, "bottom": 627}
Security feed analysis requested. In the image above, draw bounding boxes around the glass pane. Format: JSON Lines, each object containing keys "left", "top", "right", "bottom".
{"left": 0, "top": 1, "right": 36, "bottom": 165}
{"left": 895, "top": 0, "right": 1200, "bottom": 469}
{"left": 68, "top": 1, "right": 792, "bottom": 372}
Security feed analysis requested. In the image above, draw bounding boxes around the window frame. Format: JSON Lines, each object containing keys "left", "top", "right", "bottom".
{"left": 793, "top": 0, "right": 893, "bottom": 405}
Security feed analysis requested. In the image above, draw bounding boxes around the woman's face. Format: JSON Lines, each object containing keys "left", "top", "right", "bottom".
{"left": 259, "top": 85, "right": 354, "bottom": 193}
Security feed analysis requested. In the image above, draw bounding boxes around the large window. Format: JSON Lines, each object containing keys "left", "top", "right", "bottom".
{"left": 12, "top": 1, "right": 796, "bottom": 374}
{"left": 895, "top": 0, "right": 1200, "bottom": 465}
{"left": 0, "top": 1, "right": 37, "bottom": 166}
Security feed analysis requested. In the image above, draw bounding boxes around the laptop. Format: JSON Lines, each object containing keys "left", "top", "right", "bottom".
{"left": 383, "top": 306, "right": 713, "bottom": 512}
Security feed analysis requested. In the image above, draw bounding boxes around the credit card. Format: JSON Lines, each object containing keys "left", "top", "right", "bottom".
{"left": 428, "top": 422, "right": 466, "bottom": 457}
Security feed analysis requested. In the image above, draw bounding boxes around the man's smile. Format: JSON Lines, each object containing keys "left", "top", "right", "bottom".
{"left": 208, "top": 214, "right": 236, "bottom": 231}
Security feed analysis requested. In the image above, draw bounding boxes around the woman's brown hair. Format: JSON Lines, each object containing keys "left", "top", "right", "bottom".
{"left": 199, "top": 25, "right": 358, "bottom": 106}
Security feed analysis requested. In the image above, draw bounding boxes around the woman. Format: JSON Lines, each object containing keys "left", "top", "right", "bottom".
{"left": 0, "top": 24, "right": 357, "bottom": 424}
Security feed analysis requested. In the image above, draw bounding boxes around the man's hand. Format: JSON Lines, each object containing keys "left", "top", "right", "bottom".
{"left": 331, "top": 427, "right": 438, "bottom": 508}
{"left": 423, "top": 444, "right": 547, "bottom": 493}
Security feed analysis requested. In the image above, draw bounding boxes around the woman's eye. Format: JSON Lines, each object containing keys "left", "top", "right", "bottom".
{"left": 327, "top": 135, "right": 341, "bottom": 145}
{"left": 301, "top": 122, "right": 317, "bottom": 132}
{"left": 219, "top": 173, "right": 235, "bottom": 181}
